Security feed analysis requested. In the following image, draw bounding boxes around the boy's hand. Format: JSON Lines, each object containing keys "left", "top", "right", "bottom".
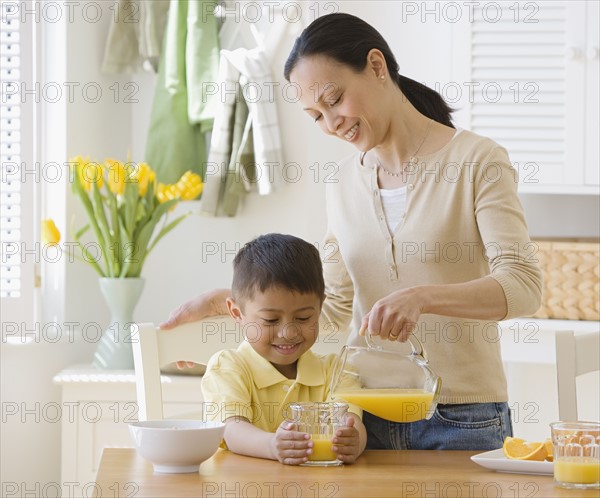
{"left": 332, "top": 415, "right": 362, "bottom": 464}
{"left": 271, "top": 421, "right": 312, "bottom": 465}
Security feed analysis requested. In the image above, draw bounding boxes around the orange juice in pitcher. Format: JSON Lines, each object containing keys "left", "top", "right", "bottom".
{"left": 331, "top": 335, "right": 441, "bottom": 422}
{"left": 333, "top": 388, "right": 435, "bottom": 423}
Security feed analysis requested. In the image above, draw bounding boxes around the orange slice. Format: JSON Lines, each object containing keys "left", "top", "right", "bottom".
{"left": 503, "top": 437, "right": 548, "bottom": 461}
{"left": 544, "top": 438, "right": 553, "bottom": 462}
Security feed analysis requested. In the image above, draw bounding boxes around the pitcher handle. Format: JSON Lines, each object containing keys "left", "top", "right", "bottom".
{"left": 364, "top": 332, "right": 428, "bottom": 362}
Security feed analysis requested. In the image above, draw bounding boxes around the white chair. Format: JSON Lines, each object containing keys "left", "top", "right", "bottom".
{"left": 131, "top": 316, "right": 240, "bottom": 421}
{"left": 555, "top": 330, "right": 600, "bottom": 421}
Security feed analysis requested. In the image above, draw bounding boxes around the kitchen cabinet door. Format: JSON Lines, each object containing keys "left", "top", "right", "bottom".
{"left": 451, "top": 1, "right": 599, "bottom": 194}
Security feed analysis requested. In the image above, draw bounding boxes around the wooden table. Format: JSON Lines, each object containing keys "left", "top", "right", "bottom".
{"left": 94, "top": 448, "right": 598, "bottom": 498}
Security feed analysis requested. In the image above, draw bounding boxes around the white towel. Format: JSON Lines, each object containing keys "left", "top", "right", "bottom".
{"left": 201, "top": 47, "right": 283, "bottom": 216}
{"left": 223, "top": 47, "right": 283, "bottom": 195}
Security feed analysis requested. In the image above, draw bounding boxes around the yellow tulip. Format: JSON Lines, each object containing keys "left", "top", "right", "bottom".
{"left": 105, "top": 159, "right": 126, "bottom": 195}
{"left": 176, "top": 171, "right": 203, "bottom": 201}
{"left": 132, "top": 162, "right": 156, "bottom": 197}
{"left": 72, "top": 156, "right": 104, "bottom": 192}
{"left": 41, "top": 219, "right": 61, "bottom": 246}
{"left": 156, "top": 182, "right": 180, "bottom": 203}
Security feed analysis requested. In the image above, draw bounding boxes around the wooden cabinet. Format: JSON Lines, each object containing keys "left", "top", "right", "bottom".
{"left": 53, "top": 367, "right": 203, "bottom": 496}
{"left": 452, "top": 1, "right": 599, "bottom": 194}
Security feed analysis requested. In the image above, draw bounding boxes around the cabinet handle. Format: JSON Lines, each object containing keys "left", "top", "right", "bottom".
{"left": 587, "top": 47, "right": 599, "bottom": 60}
{"left": 565, "top": 46, "right": 582, "bottom": 60}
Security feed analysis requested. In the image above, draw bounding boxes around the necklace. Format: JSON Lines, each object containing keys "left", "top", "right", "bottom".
{"left": 377, "top": 118, "right": 433, "bottom": 177}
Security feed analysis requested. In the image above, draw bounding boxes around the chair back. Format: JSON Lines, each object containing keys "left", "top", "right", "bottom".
{"left": 555, "top": 330, "right": 600, "bottom": 421}
{"left": 131, "top": 316, "right": 240, "bottom": 420}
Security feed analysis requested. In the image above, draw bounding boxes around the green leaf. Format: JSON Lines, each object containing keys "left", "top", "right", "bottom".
{"left": 72, "top": 228, "right": 105, "bottom": 277}
{"left": 123, "top": 176, "right": 139, "bottom": 237}
{"left": 106, "top": 189, "right": 122, "bottom": 276}
{"left": 91, "top": 183, "right": 117, "bottom": 277}
{"left": 73, "top": 170, "right": 108, "bottom": 275}
{"left": 118, "top": 223, "right": 135, "bottom": 278}
{"left": 145, "top": 180, "right": 155, "bottom": 207}
{"left": 146, "top": 212, "right": 190, "bottom": 255}
{"left": 125, "top": 199, "right": 179, "bottom": 277}
{"left": 133, "top": 199, "right": 152, "bottom": 243}
{"left": 74, "top": 223, "right": 91, "bottom": 240}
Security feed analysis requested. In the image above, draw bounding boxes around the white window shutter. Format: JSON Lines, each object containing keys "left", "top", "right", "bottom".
{"left": 469, "top": 1, "right": 570, "bottom": 188}
{"left": 1, "top": 3, "right": 35, "bottom": 324}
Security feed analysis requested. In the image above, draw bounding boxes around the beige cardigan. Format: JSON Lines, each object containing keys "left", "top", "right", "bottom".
{"left": 320, "top": 129, "right": 542, "bottom": 404}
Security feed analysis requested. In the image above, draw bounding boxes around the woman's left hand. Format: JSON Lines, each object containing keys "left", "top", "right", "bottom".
{"left": 358, "top": 287, "right": 424, "bottom": 342}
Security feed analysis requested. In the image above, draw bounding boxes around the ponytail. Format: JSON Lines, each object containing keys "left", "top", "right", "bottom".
{"left": 396, "top": 75, "right": 454, "bottom": 127}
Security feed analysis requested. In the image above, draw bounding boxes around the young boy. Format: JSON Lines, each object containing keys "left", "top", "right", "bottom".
{"left": 201, "top": 233, "right": 366, "bottom": 465}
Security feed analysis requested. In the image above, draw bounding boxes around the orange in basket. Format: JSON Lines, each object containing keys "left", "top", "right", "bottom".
{"left": 503, "top": 437, "right": 548, "bottom": 461}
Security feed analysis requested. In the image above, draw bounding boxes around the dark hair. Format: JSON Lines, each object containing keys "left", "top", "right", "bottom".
{"left": 232, "top": 233, "right": 325, "bottom": 305}
{"left": 284, "top": 13, "right": 454, "bottom": 127}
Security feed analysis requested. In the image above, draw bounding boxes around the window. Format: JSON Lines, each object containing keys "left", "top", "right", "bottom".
{"left": 1, "top": 2, "right": 36, "bottom": 324}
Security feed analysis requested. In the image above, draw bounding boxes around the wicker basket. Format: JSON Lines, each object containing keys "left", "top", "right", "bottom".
{"left": 531, "top": 239, "right": 600, "bottom": 321}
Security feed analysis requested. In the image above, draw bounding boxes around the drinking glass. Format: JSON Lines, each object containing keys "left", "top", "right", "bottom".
{"left": 550, "top": 421, "right": 600, "bottom": 489}
{"left": 287, "top": 402, "right": 348, "bottom": 466}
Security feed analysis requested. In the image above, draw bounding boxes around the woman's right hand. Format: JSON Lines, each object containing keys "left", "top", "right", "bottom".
{"left": 159, "top": 288, "right": 232, "bottom": 368}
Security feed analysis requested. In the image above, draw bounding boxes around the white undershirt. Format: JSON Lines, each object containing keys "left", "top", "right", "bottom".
{"left": 380, "top": 186, "right": 407, "bottom": 233}
{"left": 379, "top": 127, "right": 463, "bottom": 233}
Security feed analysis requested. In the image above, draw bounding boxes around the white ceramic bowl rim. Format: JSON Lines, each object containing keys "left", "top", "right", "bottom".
{"left": 129, "top": 420, "right": 225, "bottom": 430}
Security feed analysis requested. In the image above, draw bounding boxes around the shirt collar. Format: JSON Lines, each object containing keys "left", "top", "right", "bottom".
{"left": 238, "top": 341, "right": 325, "bottom": 389}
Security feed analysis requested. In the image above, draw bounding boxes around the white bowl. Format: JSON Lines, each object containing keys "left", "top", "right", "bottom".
{"left": 128, "top": 420, "right": 225, "bottom": 473}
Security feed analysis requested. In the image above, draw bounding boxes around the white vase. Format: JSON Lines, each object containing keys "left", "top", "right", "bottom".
{"left": 92, "top": 277, "right": 145, "bottom": 369}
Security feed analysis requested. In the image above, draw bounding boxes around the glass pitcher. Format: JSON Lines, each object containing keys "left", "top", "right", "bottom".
{"left": 330, "top": 334, "right": 442, "bottom": 423}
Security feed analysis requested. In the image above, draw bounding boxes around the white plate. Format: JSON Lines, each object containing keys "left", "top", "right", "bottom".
{"left": 471, "top": 449, "right": 554, "bottom": 475}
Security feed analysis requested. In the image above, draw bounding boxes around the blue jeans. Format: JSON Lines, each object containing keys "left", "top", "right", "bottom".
{"left": 365, "top": 403, "right": 513, "bottom": 450}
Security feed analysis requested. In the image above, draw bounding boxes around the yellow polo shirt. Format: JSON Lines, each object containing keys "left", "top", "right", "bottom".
{"left": 201, "top": 341, "right": 361, "bottom": 433}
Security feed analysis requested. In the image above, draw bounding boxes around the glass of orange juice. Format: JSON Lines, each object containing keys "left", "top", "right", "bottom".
{"left": 287, "top": 402, "right": 348, "bottom": 466}
{"left": 550, "top": 421, "right": 599, "bottom": 489}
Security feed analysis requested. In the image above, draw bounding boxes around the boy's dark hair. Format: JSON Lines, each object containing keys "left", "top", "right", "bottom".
{"left": 232, "top": 233, "right": 325, "bottom": 305}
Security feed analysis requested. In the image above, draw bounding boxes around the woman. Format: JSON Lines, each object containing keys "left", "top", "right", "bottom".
{"left": 162, "top": 13, "right": 542, "bottom": 450}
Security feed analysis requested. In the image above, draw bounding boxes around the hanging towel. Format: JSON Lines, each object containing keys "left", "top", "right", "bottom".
{"left": 145, "top": 0, "right": 220, "bottom": 184}
{"left": 101, "top": 0, "right": 170, "bottom": 74}
{"left": 221, "top": 83, "right": 255, "bottom": 216}
{"left": 224, "top": 47, "right": 283, "bottom": 195}
{"left": 201, "top": 46, "right": 283, "bottom": 216}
